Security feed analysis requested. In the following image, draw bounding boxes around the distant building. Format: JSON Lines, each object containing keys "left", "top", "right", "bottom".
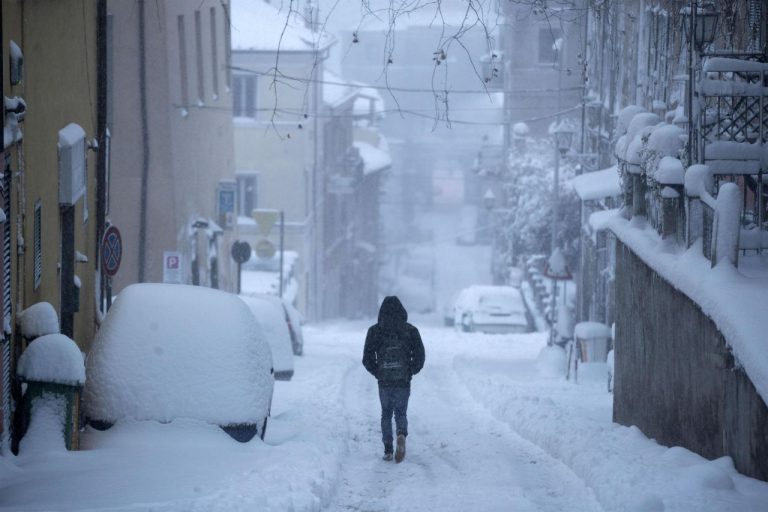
{"left": 498, "top": 1, "right": 585, "bottom": 142}
{"left": 229, "top": 0, "right": 334, "bottom": 319}
{"left": 108, "top": 0, "right": 237, "bottom": 294}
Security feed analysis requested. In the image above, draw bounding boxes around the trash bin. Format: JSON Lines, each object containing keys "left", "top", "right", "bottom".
{"left": 21, "top": 380, "right": 83, "bottom": 450}
{"left": 573, "top": 321, "right": 612, "bottom": 362}
{"left": 17, "top": 333, "right": 85, "bottom": 451}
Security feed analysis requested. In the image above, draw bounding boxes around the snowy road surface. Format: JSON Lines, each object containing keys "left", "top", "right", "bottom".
{"left": 323, "top": 324, "right": 601, "bottom": 512}
{"left": 2, "top": 319, "right": 768, "bottom": 511}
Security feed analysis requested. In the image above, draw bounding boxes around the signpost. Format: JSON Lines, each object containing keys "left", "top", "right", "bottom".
{"left": 230, "top": 240, "right": 251, "bottom": 294}
{"left": 163, "top": 251, "right": 183, "bottom": 284}
{"left": 101, "top": 225, "right": 122, "bottom": 310}
{"left": 251, "top": 209, "right": 285, "bottom": 297}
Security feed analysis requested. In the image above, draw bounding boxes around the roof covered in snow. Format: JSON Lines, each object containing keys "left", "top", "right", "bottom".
{"left": 354, "top": 141, "right": 392, "bottom": 174}
{"left": 571, "top": 166, "right": 621, "bottom": 201}
{"left": 230, "top": 0, "right": 334, "bottom": 52}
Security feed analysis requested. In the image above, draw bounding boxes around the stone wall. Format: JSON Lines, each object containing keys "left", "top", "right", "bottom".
{"left": 613, "top": 240, "right": 768, "bottom": 481}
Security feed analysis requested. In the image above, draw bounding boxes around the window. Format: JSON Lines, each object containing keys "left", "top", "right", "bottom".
{"left": 177, "top": 15, "right": 189, "bottom": 108}
{"left": 33, "top": 200, "right": 41, "bottom": 290}
{"left": 194, "top": 10, "right": 204, "bottom": 103}
{"left": 538, "top": 27, "right": 563, "bottom": 64}
{"left": 236, "top": 173, "right": 258, "bottom": 216}
{"left": 232, "top": 75, "right": 256, "bottom": 117}
{"left": 210, "top": 7, "right": 219, "bottom": 99}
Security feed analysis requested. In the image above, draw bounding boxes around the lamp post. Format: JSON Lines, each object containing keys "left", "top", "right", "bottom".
{"left": 681, "top": 1, "right": 719, "bottom": 165}
{"left": 551, "top": 122, "right": 575, "bottom": 252}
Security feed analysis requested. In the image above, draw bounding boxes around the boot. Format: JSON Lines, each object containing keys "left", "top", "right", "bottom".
{"left": 383, "top": 442, "right": 393, "bottom": 461}
{"left": 395, "top": 434, "right": 406, "bottom": 463}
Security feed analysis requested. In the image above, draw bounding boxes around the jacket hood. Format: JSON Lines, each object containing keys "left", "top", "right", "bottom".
{"left": 378, "top": 296, "right": 408, "bottom": 324}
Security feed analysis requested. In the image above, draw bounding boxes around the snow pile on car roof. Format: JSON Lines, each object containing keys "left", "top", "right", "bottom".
{"left": 84, "top": 284, "right": 274, "bottom": 426}
{"left": 18, "top": 334, "right": 85, "bottom": 386}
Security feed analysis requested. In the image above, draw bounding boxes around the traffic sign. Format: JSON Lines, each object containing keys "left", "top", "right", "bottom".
{"left": 255, "top": 239, "right": 276, "bottom": 259}
{"left": 101, "top": 225, "right": 122, "bottom": 277}
{"left": 231, "top": 240, "right": 252, "bottom": 264}
{"left": 543, "top": 248, "right": 572, "bottom": 280}
{"left": 163, "top": 251, "right": 182, "bottom": 283}
{"left": 252, "top": 209, "right": 280, "bottom": 236}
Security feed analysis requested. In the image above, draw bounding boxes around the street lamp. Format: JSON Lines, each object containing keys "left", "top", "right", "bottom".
{"left": 681, "top": 2, "right": 719, "bottom": 52}
{"left": 682, "top": 1, "right": 719, "bottom": 165}
{"left": 550, "top": 121, "right": 575, "bottom": 253}
{"left": 552, "top": 122, "right": 575, "bottom": 156}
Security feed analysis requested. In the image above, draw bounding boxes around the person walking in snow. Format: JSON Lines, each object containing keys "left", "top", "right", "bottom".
{"left": 363, "top": 296, "right": 425, "bottom": 463}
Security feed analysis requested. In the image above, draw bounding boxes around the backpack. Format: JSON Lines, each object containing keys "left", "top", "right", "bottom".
{"left": 377, "top": 329, "right": 410, "bottom": 382}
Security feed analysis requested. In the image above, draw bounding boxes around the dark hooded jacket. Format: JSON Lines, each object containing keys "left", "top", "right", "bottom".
{"left": 363, "top": 296, "right": 425, "bottom": 387}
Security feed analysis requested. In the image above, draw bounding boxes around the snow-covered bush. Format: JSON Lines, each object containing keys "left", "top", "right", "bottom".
{"left": 502, "top": 136, "right": 580, "bottom": 266}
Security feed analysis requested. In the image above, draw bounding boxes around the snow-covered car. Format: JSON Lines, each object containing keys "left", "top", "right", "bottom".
{"left": 240, "top": 295, "right": 295, "bottom": 380}
{"left": 455, "top": 285, "right": 531, "bottom": 334}
{"left": 281, "top": 299, "right": 305, "bottom": 356}
{"left": 84, "top": 284, "right": 274, "bottom": 442}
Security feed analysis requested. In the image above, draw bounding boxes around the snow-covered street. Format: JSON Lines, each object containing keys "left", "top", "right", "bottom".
{"left": 3, "top": 317, "right": 768, "bottom": 511}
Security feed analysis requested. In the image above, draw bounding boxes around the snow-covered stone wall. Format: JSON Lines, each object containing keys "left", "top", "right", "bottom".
{"left": 613, "top": 240, "right": 768, "bottom": 481}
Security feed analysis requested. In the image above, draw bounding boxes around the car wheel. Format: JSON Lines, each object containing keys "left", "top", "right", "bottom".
{"left": 88, "top": 419, "right": 113, "bottom": 431}
{"left": 221, "top": 423, "right": 258, "bottom": 442}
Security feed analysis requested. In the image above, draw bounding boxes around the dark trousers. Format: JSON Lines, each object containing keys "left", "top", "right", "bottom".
{"left": 378, "top": 385, "right": 410, "bottom": 449}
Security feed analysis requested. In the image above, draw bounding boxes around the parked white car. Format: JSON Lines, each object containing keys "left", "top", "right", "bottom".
{"left": 240, "top": 295, "right": 295, "bottom": 380}
{"left": 455, "top": 285, "right": 531, "bottom": 334}
{"left": 84, "top": 284, "right": 274, "bottom": 442}
{"left": 281, "top": 299, "right": 305, "bottom": 356}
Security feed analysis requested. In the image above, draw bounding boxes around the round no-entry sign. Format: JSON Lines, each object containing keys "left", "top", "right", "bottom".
{"left": 231, "top": 240, "right": 252, "bottom": 264}
{"left": 101, "top": 226, "right": 123, "bottom": 277}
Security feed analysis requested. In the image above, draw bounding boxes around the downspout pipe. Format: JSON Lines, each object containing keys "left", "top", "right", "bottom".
{"left": 96, "top": 0, "right": 107, "bottom": 306}
{"left": 138, "top": 0, "right": 150, "bottom": 282}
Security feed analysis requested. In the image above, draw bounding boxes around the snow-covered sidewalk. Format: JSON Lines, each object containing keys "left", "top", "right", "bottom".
{"left": 453, "top": 331, "right": 768, "bottom": 512}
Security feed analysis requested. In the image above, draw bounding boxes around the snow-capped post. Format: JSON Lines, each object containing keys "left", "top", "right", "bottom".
{"left": 655, "top": 157, "right": 685, "bottom": 242}
{"left": 684, "top": 164, "right": 713, "bottom": 249}
{"left": 17, "top": 327, "right": 85, "bottom": 451}
{"left": 544, "top": 248, "right": 572, "bottom": 347}
{"left": 712, "top": 182, "right": 741, "bottom": 267}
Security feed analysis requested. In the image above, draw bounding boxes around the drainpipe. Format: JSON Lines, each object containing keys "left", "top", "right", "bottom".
{"left": 137, "top": 0, "right": 150, "bottom": 282}
{"left": 96, "top": 0, "right": 107, "bottom": 306}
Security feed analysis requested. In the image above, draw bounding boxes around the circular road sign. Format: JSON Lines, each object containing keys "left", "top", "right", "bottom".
{"left": 231, "top": 240, "right": 252, "bottom": 264}
{"left": 254, "top": 239, "right": 276, "bottom": 260}
{"left": 101, "top": 225, "right": 123, "bottom": 277}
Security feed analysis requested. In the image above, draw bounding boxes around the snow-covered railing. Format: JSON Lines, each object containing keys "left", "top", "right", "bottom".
{"left": 613, "top": 107, "right": 750, "bottom": 267}
{"left": 696, "top": 57, "right": 767, "bottom": 256}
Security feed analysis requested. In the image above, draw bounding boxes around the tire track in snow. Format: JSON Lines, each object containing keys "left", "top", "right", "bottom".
{"left": 323, "top": 325, "right": 604, "bottom": 512}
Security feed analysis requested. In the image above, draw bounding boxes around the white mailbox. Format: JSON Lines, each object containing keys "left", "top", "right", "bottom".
{"left": 58, "top": 123, "right": 87, "bottom": 206}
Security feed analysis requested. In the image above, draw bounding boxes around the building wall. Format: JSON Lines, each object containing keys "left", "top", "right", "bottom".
{"left": 7, "top": 0, "right": 101, "bottom": 351}
{"left": 613, "top": 240, "right": 768, "bottom": 481}
{"left": 500, "top": 2, "right": 585, "bottom": 137}
{"left": 109, "top": 0, "right": 234, "bottom": 293}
